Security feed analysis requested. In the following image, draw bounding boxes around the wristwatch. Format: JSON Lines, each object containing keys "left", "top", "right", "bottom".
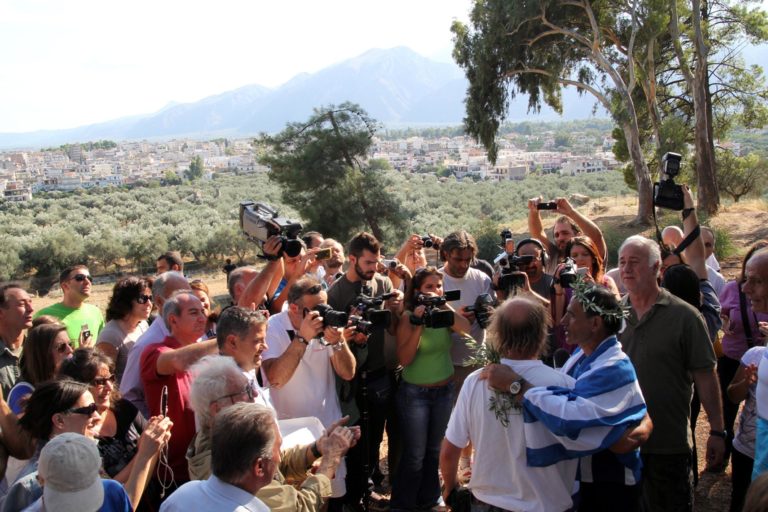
{"left": 709, "top": 429, "right": 727, "bottom": 439}
{"left": 508, "top": 378, "right": 524, "bottom": 396}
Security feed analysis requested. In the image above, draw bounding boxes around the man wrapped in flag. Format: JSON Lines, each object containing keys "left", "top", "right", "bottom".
{"left": 480, "top": 282, "right": 651, "bottom": 511}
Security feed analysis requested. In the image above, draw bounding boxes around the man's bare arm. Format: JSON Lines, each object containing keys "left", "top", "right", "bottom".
{"left": 156, "top": 339, "right": 218, "bottom": 376}
{"left": 527, "top": 197, "right": 549, "bottom": 247}
{"left": 556, "top": 197, "right": 607, "bottom": 260}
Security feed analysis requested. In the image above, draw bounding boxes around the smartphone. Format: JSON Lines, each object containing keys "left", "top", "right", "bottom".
{"left": 315, "top": 248, "right": 332, "bottom": 260}
{"left": 161, "top": 385, "right": 169, "bottom": 416}
{"left": 537, "top": 201, "right": 558, "bottom": 210}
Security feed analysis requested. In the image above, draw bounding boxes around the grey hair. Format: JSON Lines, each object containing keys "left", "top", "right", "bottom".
{"left": 189, "top": 355, "right": 247, "bottom": 427}
{"left": 161, "top": 290, "right": 197, "bottom": 330}
{"left": 619, "top": 235, "right": 661, "bottom": 268}
{"left": 488, "top": 296, "right": 550, "bottom": 359}
{"left": 152, "top": 271, "right": 187, "bottom": 301}
{"left": 211, "top": 402, "right": 276, "bottom": 484}
{"left": 216, "top": 307, "right": 267, "bottom": 350}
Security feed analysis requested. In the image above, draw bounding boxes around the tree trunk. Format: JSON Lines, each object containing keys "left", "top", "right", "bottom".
{"left": 622, "top": 122, "right": 654, "bottom": 225}
{"left": 692, "top": 0, "right": 720, "bottom": 215}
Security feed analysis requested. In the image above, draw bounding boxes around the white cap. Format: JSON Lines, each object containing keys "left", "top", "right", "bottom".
{"left": 39, "top": 433, "right": 104, "bottom": 512}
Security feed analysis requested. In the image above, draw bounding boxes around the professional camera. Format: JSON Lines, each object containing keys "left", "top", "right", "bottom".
{"left": 348, "top": 315, "right": 374, "bottom": 336}
{"left": 313, "top": 304, "right": 349, "bottom": 328}
{"left": 415, "top": 290, "right": 461, "bottom": 329}
{"left": 352, "top": 288, "right": 398, "bottom": 331}
{"left": 239, "top": 201, "right": 304, "bottom": 257}
{"left": 553, "top": 257, "right": 579, "bottom": 289}
{"left": 421, "top": 235, "right": 439, "bottom": 249}
{"left": 381, "top": 259, "right": 398, "bottom": 270}
{"left": 653, "top": 152, "right": 685, "bottom": 211}
{"left": 497, "top": 254, "right": 535, "bottom": 292}
{"left": 465, "top": 293, "right": 494, "bottom": 329}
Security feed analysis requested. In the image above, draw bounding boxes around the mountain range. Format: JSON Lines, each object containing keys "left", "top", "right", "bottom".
{"left": 0, "top": 46, "right": 644, "bottom": 149}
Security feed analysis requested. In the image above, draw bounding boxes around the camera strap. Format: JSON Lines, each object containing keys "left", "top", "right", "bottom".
{"left": 672, "top": 225, "right": 700, "bottom": 256}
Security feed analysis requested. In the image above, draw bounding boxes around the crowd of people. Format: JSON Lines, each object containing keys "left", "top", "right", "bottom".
{"left": 0, "top": 189, "right": 766, "bottom": 512}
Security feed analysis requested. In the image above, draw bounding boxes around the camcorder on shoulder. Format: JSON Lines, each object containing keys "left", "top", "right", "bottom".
{"left": 653, "top": 152, "right": 685, "bottom": 211}
{"left": 239, "top": 201, "right": 304, "bottom": 257}
{"left": 415, "top": 290, "right": 461, "bottom": 329}
{"left": 494, "top": 230, "right": 533, "bottom": 294}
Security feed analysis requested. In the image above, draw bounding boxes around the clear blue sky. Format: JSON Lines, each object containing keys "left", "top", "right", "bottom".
{"left": 0, "top": 0, "right": 470, "bottom": 132}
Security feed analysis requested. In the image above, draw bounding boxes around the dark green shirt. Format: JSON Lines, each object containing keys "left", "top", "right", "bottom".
{"left": 619, "top": 289, "right": 715, "bottom": 454}
{"left": 0, "top": 338, "right": 21, "bottom": 400}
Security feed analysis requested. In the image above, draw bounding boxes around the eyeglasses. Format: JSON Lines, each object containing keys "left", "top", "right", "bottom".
{"left": 91, "top": 375, "right": 116, "bottom": 387}
{"left": 71, "top": 274, "right": 93, "bottom": 283}
{"left": 67, "top": 403, "right": 98, "bottom": 416}
{"left": 55, "top": 341, "right": 73, "bottom": 353}
{"left": 136, "top": 294, "right": 153, "bottom": 304}
{"left": 212, "top": 384, "right": 254, "bottom": 404}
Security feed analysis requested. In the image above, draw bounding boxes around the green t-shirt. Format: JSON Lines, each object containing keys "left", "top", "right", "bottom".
{"left": 402, "top": 323, "right": 454, "bottom": 386}
{"left": 34, "top": 302, "right": 105, "bottom": 348}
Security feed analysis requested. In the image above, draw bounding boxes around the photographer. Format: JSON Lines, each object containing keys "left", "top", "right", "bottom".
{"left": 326, "top": 232, "right": 404, "bottom": 510}
{"left": 551, "top": 236, "right": 619, "bottom": 352}
{"left": 528, "top": 196, "right": 607, "bottom": 273}
{"left": 391, "top": 267, "right": 470, "bottom": 511}
{"left": 261, "top": 276, "right": 356, "bottom": 499}
{"left": 515, "top": 238, "right": 554, "bottom": 300}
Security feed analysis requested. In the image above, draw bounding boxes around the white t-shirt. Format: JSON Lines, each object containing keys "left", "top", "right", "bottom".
{"left": 445, "top": 359, "right": 577, "bottom": 512}
{"left": 261, "top": 311, "right": 342, "bottom": 429}
{"left": 734, "top": 347, "right": 766, "bottom": 457}
{"left": 242, "top": 368, "right": 273, "bottom": 411}
{"left": 439, "top": 267, "right": 493, "bottom": 365}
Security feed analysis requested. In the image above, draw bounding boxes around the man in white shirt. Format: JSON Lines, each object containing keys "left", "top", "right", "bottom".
{"left": 119, "top": 271, "right": 188, "bottom": 416}
{"left": 161, "top": 403, "right": 277, "bottom": 512}
{"left": 217, "top": 306, "right": 272, "bottom": 409}
{"left": 440, "top": 296, "right": 577, "bottom": 512}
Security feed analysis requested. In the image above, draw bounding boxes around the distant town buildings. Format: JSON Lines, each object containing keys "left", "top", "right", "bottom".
{"left": 0, "top": 129, "right": 622, "bottom": 201}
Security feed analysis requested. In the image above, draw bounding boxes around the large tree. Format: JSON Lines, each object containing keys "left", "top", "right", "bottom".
{"left": 258, "top": 103, "right": 407, "bottom": 243}
{"left": 452, "top": 0, "right": 655, "bottom": 224}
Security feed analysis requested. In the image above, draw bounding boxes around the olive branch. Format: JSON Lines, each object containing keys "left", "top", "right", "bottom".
{"left": 463, "top": 336, "right": 516, "bottom": 428}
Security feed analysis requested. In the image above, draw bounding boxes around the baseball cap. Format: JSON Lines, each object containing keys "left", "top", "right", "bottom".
{"left": 38, "top": 433, "right": 104, "bottom": 512}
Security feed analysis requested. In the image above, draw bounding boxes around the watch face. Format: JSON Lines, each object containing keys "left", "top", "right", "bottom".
{"left": 509, "top": 381, "right": 522, "bottom": 395}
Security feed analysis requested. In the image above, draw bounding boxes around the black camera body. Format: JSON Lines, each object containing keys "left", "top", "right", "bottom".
{"left": 415, "top": 290, "right": 461, "bottom": 329}
{"left": 353, "top": 290, "right": 398, "bottom": 331}
{"left": 348, "top": 315, "right": 374, "bottom": 336}
{"left": 554, "top": 257, "right": 578, "bottom": 288}
{"left": 239, "top": 201, "right": 304, "bottom": 257}
{"left": 465, "top": 293, "right": 494, "bottom": 329}
{"left": 653, "top": 152, "right": 685, "bottom": 211}
{"left": 313, "top": 303, "right": 348, "bottom": 328}
{"left": 497, "top": 254, "right": 535, "bottom": 292}
{"left": 421, "top": 235, "right": 438, "bottom": 249}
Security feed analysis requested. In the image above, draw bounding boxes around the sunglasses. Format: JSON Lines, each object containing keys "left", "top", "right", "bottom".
{"left": 91, "top": 375, "right": 116, "bottom": 387}
{"left": 55, "top": 341, "right": 73, "bottom": 353}
{"left": 67, "top": 403, "right": 98, "bottom": 416}
{"left": 71, "top": 274, "right": 93, "bottom": 283}
{"left": 212, "top": 384, "right": 254, "bottom": 404}
{"left": 136, "top": 294, "right": 153, "bottom": 304}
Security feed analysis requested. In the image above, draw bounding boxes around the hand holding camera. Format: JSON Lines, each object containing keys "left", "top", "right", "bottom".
{"left": 298, "top": 310, "right": 324, "bottom": 342}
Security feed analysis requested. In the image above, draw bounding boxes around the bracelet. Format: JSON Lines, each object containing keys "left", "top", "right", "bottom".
{"left": 709, "top": 429, "right": 727, "bottom": 439}
{"left": 294, "top": 335, "right": 309, "bottom": 345}
{"left": 310, "top": 442, "right": 321, "bottom": 458}
{"left": 682, "top": 207, "right": 694, "bottom": 220}
{"left": 258, "top": 253, "right": 280, "bottom": 261}
{"left": 409, "top": 313, "right": 424, "bottom": 326}
{"left": 331, "top": 342, "right": 345, "bottom": 352}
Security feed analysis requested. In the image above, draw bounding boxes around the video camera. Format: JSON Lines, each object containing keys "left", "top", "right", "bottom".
{"left": 553, "top": 257, "right": 581, "bottom": 289}
{"left": 352, "top": 287, "right": 399, "bottom": 332}
{"left": 416, "top": 290, "right": 461, "bottom": 329}
{"left": 313, "top": 303, "right": 348, "bottom": 328}
{"left": 653, "top": 152, "right": 685, "bottom": 211}
{"left": 465, "top": 293, "right": 494, "bottom": 329}
{"left": 239, "top": 201, "right": 304, "bottom": 257}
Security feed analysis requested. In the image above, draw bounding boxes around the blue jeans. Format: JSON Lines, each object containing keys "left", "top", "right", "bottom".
{"left": 390, "top": 380, "right": 454, "bottom": 511}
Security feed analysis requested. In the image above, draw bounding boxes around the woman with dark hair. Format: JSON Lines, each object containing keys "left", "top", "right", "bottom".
{"left": 96, "top": 276, "right": 152, "bottom": 382}
{"left": 551, "top": 235, "right": 619, "bottom": 352}
{"left": 391, "top": 266, "right": 471, "bottom": 512}
{"left": 58, "top": 348, "right": 147, "bottom": 482}
{"left": 2, "top": 379, "right": 99, "bottom": 512}
{"left": 7, "top": 323, "right": 73, "bottom": 414}
{"left": 721, "top": 242, "right": 768, "bottom": 511}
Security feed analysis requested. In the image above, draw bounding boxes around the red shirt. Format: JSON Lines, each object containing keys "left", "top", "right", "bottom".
{"left": 140, "top": 335, "right": 195, "bottom": 483}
